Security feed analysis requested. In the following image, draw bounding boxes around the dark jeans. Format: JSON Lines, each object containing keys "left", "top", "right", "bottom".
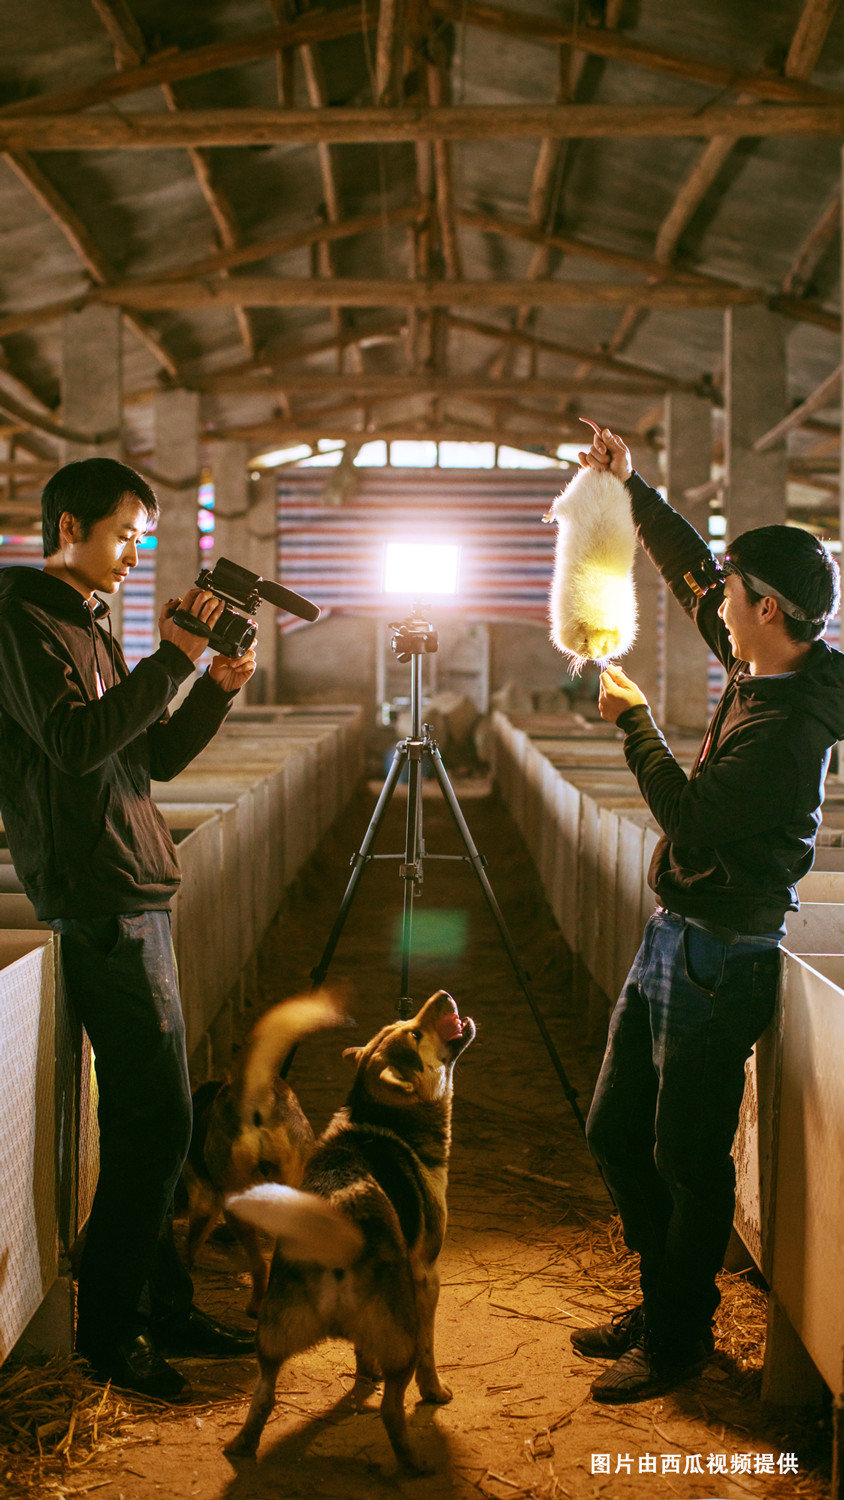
{"left": 586, "top": 909, "right": 780, "bottom": 1348}
{"left": 51, "top": 912, "right": 195, "bottom": 1349}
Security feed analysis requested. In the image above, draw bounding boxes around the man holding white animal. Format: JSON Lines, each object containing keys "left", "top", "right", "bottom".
{"left": 567, "top": 428, "right": 844, "bottom": 1402}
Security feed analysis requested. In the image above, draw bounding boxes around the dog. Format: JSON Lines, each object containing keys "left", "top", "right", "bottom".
{"left": 182, "top": 991, "right": 346, "bottom": 1316}
{"left": 223, "top": 988, "right": 476, "bottom": 1474}
{"left": 544, "top": 463, "right": 638, "bottom": 667}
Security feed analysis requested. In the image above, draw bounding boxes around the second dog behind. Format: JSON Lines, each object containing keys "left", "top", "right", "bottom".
{"left": 183, "top": 991, "right": 345, "bottom": 1316}
{"left": 224, "top": 988, "right": 475, "bottom": 1475}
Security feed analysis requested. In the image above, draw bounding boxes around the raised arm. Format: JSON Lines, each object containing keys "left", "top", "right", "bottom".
{"left": 578, "top": 428, "right": 733, "bottom": 668}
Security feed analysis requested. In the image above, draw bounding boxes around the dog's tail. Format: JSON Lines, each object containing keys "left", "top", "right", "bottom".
{"left": 240, "top": 991, "right": 348, "bottom": 1129}
{"left": 226, "top": 1184, "right": 363, "bottom": 1269}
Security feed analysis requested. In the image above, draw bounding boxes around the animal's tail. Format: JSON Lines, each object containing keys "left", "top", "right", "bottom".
{"left": 226, "top": 1184, "right": 363, "bottom": 1269}
{"left": 239, "top": 991, "right": 348, "bottom": 1130}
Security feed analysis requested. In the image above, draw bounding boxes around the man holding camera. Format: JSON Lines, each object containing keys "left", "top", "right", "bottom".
{"left": 568, "top": 429, "right": 844, "bottom": 1403}
{"left": 0, "top": 457, "right": 257, "bottom": 1400}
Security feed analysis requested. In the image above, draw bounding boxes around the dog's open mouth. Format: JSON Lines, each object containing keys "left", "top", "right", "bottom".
{"left": 436, "top": 1012, "right": 467, "bottom": 1042}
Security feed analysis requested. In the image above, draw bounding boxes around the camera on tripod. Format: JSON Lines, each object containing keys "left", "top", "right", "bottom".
{"left": 389, "top": 610, "right": 439, "bottom": 663}
{"left": 171, "top": 557, "right": 320, "bottom": 658}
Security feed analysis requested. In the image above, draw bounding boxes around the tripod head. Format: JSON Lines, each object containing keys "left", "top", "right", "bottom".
{"left": 389, "top": 604, "right": 439, "bottom": 662}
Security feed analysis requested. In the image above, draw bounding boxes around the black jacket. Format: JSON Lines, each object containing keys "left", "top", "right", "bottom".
{"left": 0, "top": 566, "right": 235, "bottom": 919}
{"left": 617, "top": 473, "right": 844, "bottom": 933}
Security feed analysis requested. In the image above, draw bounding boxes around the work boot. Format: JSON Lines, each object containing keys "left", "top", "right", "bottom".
{"left": 571, "top": 1304, "right": 645, "bottom": 1359}
{"left": 590, "top": 1333, "right": 711, "bottom": 1404}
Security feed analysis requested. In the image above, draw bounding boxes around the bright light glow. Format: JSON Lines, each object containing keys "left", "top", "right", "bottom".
{"left": 498, "top": 445, "right": 561, "bottom": 469}
{"left": 298, "top": 449, "right": 343, "bottom": 466}
{"left": 383, "top": 541, "right": 460, "bottom": 596}
{"left": 439, "top": 441, "right": 495, "bottom": 469}
{"left": 709, "top": 514, "right": 727, "bottom": 536}
{"left": 390, "top": 440, "right": 438, "bottom": 468}
{"left": 250, "top": 444, "right": 313, "bottom": 468}
{"left": 711, "top": 539, "right": 727, "bottom": 555}
{"left": 354, "top": 440, "right": 388, "bottom": 466}
{"left": 557, "top": 442, "right": 587, "bottom": 462}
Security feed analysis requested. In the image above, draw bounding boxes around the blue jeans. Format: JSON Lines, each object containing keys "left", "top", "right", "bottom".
{"left": 52, "top": 912, "right": 194, "bottom": 1349}
{"left": 586, "top": 909, "right": 780, "bottom": 1349}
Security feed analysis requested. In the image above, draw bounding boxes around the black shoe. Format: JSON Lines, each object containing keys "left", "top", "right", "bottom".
{"left": 150, "top": 1305, "right": 254, "bottom": 1358}
{"left": 76, "top": 1331, "right": 192, "bottom": 1403}
{"left": 590, "top": 1335, "right": 710, "bottom": 1405}
{"left": 571, "top": 1305, "right": 645, "bottom": 1359}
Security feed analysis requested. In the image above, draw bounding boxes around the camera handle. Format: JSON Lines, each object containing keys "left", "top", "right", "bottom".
{"left": 169, "top": 606, "right": 213, "bottom": 639}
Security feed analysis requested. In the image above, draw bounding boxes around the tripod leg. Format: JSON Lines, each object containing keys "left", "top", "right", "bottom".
{"left": 428, "top": 744, "right": 587, "bottom": 1136}
{"left": 310, "top": 743, "right": 408, "bottom": 989}
{"left": 398, "top": 741, "right": 424, "bottom": 1018}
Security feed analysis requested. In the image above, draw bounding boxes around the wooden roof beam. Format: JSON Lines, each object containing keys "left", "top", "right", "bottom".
{"left": 193, "top": 372, "right": 672, "bottom": 399}
{"left": 86, "top": 0, "right": 256, "bottom": 360}
{"left": 0, "top": 8, "right": 371, "bottom": 121}
{"left": 753, "top": 364, "right": 842, "bottom": 452}
{"left": 587, "top": 0, "right": 841, "bottom": 371}
{"left": 3, "top": 104, "right": 844, "bottom": 151}
{"left": 88, "top": 277, "right": 792, "bottom": 311}
{"left": 0, "top": 207, "right": 426, "bottom": 343}
{"left": 781, "top": 191, "right": 841, "bottom": 296}
{"left": 429, "top": 0, "right": 844, "bottom": 107}
{"left": 2, "top": 3, "right": 842, "bottom": 125}
{"left": 444, "top": 312, "right": 708, "bottom": 393}
{"left": 3, "top": 149, "right": 179, "bottom": 378}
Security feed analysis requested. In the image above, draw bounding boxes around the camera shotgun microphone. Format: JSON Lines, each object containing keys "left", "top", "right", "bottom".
{"left": 256, "top": 576, "right": 321, "bottom": 623}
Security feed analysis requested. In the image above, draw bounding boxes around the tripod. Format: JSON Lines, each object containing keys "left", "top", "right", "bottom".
{"left": 309, "top": 608, "right": 586, "bottom": 1136}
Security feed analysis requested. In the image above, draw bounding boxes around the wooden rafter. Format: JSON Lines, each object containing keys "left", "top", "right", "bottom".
{"left": 444, "top": 313, "right": 708, "bottom": 393}
{"left": 191, "top": 371, "right": 673, "bottom": 399}
{"left": 87, "top": 0, "right": 255, "bottom": 359}
{"left": 4, "top": 3, "right": 842, "bottom": 123}
{"left": 0, "top": 8, "right": 371, "bottom": 120}
{"left": 753, "top": 364, "right": 842, "bottom": 452}
{"left": 0, "top": 207, "right": 426, "bottom": 344}
{"left": 487, "top": 0, "right": 625, "bottom": 381}
{"left": 0, "top": 386, "right": 119, "bottom": 446}
{"left": 429, "top": 0, "right": 844, "bottom": 107}
{"left": 781, "top": 191, "right": 841, "bottom": 296}
{"left": 3, "top": 150, "right": 178, "bottom": 378}
{"left": 89, "top": 277, "right": 780, "bottom": 311}
{"left": 2, "top": 104, "right": 844, "bottom": 151}
{"left": 580, "top": 0, "right": 842, "bottom": 371}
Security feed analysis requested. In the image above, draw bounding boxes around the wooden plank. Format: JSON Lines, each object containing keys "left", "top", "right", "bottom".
{"left": 2, "top": 104, "right": 844, "bottom": 151}
{"left": 194, "top": 371, "right": 671, "bottom": 398}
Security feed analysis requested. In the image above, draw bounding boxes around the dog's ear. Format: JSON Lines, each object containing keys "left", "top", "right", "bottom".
{"left": 342, "top": 1045, "right": 363, "bottom": 1064}
{"left": 378, "top": 1064, "right": 415, "bottom": 1094}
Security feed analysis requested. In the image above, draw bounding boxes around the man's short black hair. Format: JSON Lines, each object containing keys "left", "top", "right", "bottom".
{"left": 726, "top": 524, "right": 840, "bottom": 643}
{"left": 41, "top": 457, "right": 159, "bottom": 559}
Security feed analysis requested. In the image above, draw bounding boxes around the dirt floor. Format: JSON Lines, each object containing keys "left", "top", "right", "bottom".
{"left": 1, "top": 781, "right": 833, "bottom": 1500}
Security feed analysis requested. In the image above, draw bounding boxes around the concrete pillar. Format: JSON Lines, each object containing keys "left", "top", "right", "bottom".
{"left": 723, "top": 307, "right": 788, "bottom": 537}
{"left": 208, "top": 443, "right": 279, "bottom": 703}
{"left": 61, "top": 306, "right": 122, "bottom": 464}
{"left": 61, "top": 305, "right": 124, "bottom": 631}
{"left": 153, "top": 390, "right": 200, "bottom": 627}
{"left": 663, "top": 393, "right": 713, "bottom": 732}
{"left": 623, "top": 448, "right": 664, "bottom": 717}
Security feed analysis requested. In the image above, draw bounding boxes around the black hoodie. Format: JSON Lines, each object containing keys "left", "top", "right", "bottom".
{"left": 616, "top": 474, "right": 844, "bottom": 933}
{"left": 0, "top": 566, "right": 235, "bottom": 919}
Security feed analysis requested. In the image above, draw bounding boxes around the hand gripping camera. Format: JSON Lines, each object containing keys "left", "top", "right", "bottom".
{"left": 171, "top": 557, "right": 320, "bottom": 658}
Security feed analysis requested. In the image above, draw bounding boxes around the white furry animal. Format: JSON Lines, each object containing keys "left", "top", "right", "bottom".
{"left": 546, "top": 465, "right": 638, "bottom": 667}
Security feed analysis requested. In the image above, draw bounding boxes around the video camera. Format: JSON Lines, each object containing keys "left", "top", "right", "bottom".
{"left": 171, "top": 557, "right": 320, "bottom": 658}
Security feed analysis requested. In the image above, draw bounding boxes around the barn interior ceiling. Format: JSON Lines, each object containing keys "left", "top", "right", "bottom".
{"left": 0, "top": 0, "right": 842, "bottom": 528}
